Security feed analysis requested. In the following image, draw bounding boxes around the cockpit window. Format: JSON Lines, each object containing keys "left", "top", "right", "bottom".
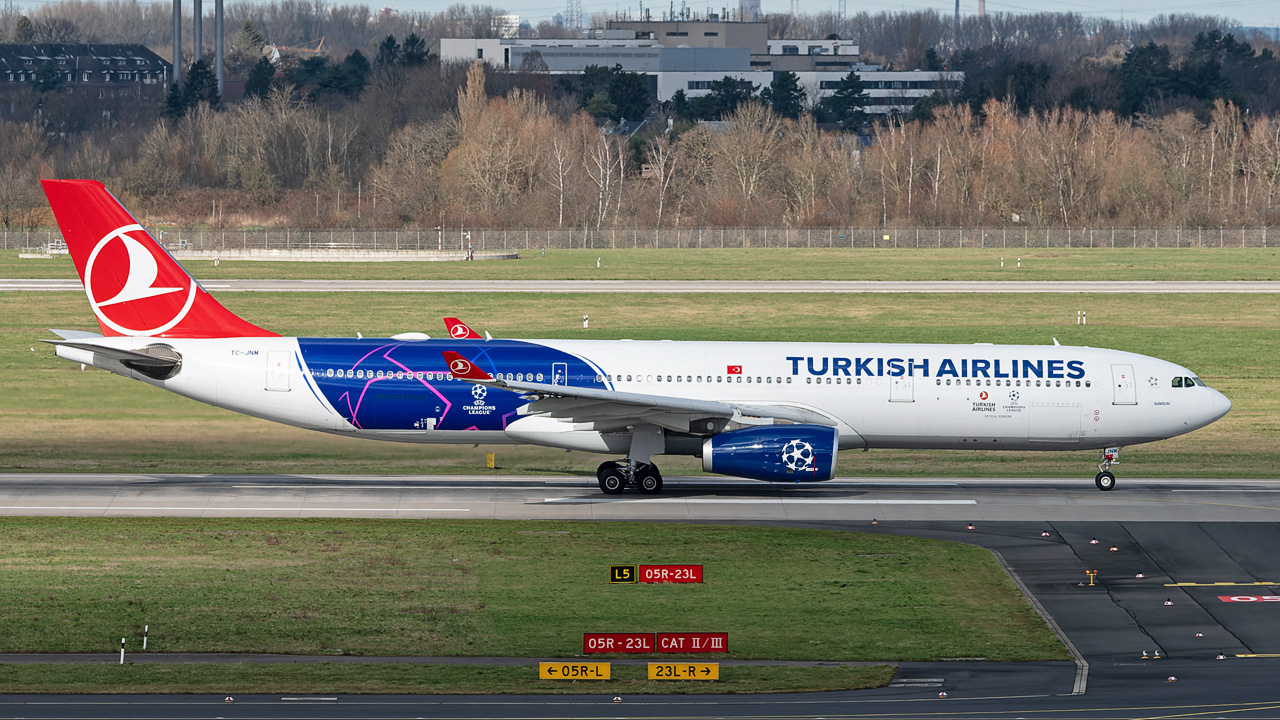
{"left": 1172, "top": 377, "right": 1183, "bottom": 388}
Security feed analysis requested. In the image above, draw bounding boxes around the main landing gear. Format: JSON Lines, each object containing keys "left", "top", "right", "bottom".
{"left": 597, "top": 460, "right": 663, "bottom": 495}
{"left": 1095, "top": 447, "right": 1120, "bottom": 491}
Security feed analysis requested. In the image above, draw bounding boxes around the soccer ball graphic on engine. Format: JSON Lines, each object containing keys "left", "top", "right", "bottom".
{"left": 781, "top": 440, "right": 815, "bottom": 472}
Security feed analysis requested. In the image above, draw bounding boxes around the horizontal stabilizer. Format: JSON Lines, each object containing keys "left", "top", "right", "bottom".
{"left": 43, "top": 339, "right": 180, "bottom": 369}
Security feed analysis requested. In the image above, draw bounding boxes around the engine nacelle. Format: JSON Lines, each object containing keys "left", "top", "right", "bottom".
{"left": 701, "top": 425, "right": 838, "bottom": 483}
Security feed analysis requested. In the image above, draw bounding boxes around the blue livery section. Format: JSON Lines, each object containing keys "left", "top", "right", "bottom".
{"left": 704, "top": 425, "right": 839, "bottom": 483}
{"left": 297, "top": 339, "right": 606, "bottom": 431}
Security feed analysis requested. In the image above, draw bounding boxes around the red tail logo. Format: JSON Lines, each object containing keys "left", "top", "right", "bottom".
{"left": 42, "top": 180, "right": 276, "bottom": 339}
{"left": 444, "top": 317, "right": 482, "bottom": 340}
{"left": 86, "top": 224, "right": 196, "bottom": 336}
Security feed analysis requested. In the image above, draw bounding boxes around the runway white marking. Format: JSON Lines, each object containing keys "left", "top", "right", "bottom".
{"left": 543, "top": 498, "right": 977, "bottom": 504}
{"left": 0, "top": 506, "right": 470, "bottom": 512}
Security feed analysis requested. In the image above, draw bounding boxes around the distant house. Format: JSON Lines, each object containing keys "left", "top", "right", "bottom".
{"left": 0, "top": 43, "right": 172, "bottom": 127}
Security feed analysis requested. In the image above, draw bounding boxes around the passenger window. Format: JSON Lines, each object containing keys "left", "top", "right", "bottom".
{"left": 786, "top": 377, "right": 792, "bottom": 383}
{"left": 736, "top": 376, "right": 742, "bottom": 383}
{"left": 1172, "top": 377, "right": 1182, "bottom": 388}
{"left": 717, "top": 376, "right": 723, "bottom": 383}
{"left": 647, "top": 375, "right": 653, "bottom": 382}
{"left": 946, "top": 379, "right": 951, "bottom": 385}
{"left": 537, "top": 373, "right": 544, "bottom": 382}
{"left": 676, "top": 376, "right": 682, "bottom": 382}
{"left": 806, "top": 377, "right": 812, "bottom": 384}
{"left": 986, "top": 379, "right": 991, "bottom": 386}
{"left": 767, "top": 377, "right": 772, "bottom": 383}
{"left": 1085, "top": 381, "right": 1091, "bottom": 387}
{"left": 1035, "top": 380, "right": 1041, "bottom": 387}
{"left": 746, "top": 376, "right": 752, "bottom": 383}
{"left": 667, "top": 375, "right": 672, "bottom": 382}
{"left": 966, "top": 379, "right": 971, "bottom": 386}
{"left": 626, "top": 375, "right": 632, "bottom": 382}
{"left": 936, "top": 379, "right": 941, "bottom": 385}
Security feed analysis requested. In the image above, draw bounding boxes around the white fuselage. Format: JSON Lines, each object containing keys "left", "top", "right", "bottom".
{"left": 58, "top": 336, "right": 1232, "bottom": 458}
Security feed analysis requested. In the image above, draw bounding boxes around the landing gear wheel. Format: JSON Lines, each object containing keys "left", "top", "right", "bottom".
{"left": 1095, "top": 471, "right": 1116, "bottom": 491}
{"left": 596, "top": 461, "right": 623, "bottom": 483}
{"left": 599, "top": 469, "right": 627, "bottom": 494}
{"left": 637, "top": 464, "right": 663, "bottom": 494}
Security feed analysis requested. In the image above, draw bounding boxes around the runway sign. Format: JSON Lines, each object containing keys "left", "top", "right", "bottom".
{"left": 657, "top": 632, "right": 727, "bottom": 652}
{"left": 539, "top": 662, "right": 610, "bottom": 679}
{"left": 648, "top": 662, "right": 719, "bottom": 680}
{"left": 584, "top": 632, "right": 655, "bottom": 653}
{"left": 640, "top": 565, "right": 703, "bottom": 583}
{"left": 610, "top": 565, "right": 636, "bottom": 583}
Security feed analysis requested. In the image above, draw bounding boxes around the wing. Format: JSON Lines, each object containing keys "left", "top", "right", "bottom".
{"left": 441, "top": 350, "right": 835, "bottom": 434}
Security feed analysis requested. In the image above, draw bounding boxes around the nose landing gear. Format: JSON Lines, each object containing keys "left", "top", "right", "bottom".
{"left": 597, "top": 460, "right": 663, "bottom": 494}
{"left": 1095, "top": 447, "right": 1120, "bottom": 491}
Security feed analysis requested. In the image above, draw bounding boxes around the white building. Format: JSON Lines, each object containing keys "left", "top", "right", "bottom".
{"left": 439, "top": 25, "right": 961, "bottom": 114}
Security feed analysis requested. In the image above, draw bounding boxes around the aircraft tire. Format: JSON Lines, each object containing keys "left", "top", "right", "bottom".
{"left": 597, "top": 461, "right": 622, "bottom": 483}
{"left": 637, "top": 467, "right": 663, "bottom": 494}
{"left": 599, "top": 469, "right": 627, "bottom": 494}
{"left": 1095, "top": 471, "right": 1116, "bottom": 491}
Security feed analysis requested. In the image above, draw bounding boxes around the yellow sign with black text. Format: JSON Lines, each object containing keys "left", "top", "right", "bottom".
{"left": 539, "top": 662, "right": 611, "bottom": 680}
{"left": 610, "top": 565, "right": 637, "bottom": 583}
{"left": 648, "top": 663, "right": 719, "bottom": 680}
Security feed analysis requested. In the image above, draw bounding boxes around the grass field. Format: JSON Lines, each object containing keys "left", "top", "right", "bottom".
{"left": 1, "top": 291, "right": 1274, "bottom": 477}
{"left": 0, "top": 518, "right": 1063, "bottom": 662}
{"left": 4, "top": 247, "right": 1280, "bottom": 281}
{"left": 0, "top": 663, "right": 897, "bottom": 695}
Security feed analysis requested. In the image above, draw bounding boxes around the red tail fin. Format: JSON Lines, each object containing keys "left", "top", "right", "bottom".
{"left": 441, "top": 351, "right": 493, "bottom": 381}
{"left": 41, "top": 180, "right": 277, "bottom": 339}
{"left": 444, "top": 317, "right": 483, "bottom": 340}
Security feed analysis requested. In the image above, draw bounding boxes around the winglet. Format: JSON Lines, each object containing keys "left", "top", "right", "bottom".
{"left": 444, "top": 317, "right": 483, "bottom": 340}
{"left": 442, "top": 351, "right": 493, "bottom": 382}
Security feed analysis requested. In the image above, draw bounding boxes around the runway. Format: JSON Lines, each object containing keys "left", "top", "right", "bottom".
{"left": 4, "top": 278, "right": 1280, "bottom": 293}
{"left": 8, "top": 473, "right": 1280, "bottom": 718}
{"left": 4, "top": 473, "right": 1280, "bottom": 521}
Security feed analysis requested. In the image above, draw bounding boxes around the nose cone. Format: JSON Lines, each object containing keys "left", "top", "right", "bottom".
{"left": 1207, "top": 389, "right": 1232, "bottom": 424}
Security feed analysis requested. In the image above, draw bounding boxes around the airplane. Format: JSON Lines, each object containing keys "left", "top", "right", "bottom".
{"left": 40, "top": 179, "right": 1232, "bottom": 494}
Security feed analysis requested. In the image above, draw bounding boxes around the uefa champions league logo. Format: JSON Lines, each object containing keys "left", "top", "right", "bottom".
{"left": 1009, "top": 390, "right": 1020, "bottom": 403}
{"left": 471, "top": 384, "right": 487, "bottom": 402}
{"left": 781, "top": 439, "right": 815, "bottom": 472}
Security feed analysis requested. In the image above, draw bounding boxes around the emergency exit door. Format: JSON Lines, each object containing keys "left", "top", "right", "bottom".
{"left": 551, "top": 363, "right": 568, "bottom": 386}
{"left": 1111, "top": 364, "right": 1136, "bottom": 405}
{"left": 266, "top": 351, "right": 291, "bottom": 392}
{"left": 889, "top": 375, "right": 914, "bottom": 402}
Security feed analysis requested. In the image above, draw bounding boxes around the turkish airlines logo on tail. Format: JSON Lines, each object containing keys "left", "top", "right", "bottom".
{"left": 450, "top": 323, "right": 472, "bottom": 339}
{"left": 85, "top": 224, "right": 196, "bottom": 336}
{"left": 450, "top": 358, "right": 473, "bottom": 376}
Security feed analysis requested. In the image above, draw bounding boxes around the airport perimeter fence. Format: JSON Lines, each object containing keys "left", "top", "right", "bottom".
{"left": 7, "top": 226, "right": 1278, "bottom": 252}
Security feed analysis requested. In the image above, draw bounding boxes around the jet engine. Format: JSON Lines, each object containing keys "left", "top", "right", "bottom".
{"left": 701, "top": 424, "right": 838, "bottom": 483}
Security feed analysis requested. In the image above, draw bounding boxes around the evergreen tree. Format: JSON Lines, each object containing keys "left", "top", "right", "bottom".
{"left": 244, "top": 56, "right": 274, "bottom": 99}
{"left": 818, "top": 71, "right": 868, "bottom": 127}
{"left": 608, "top": 68, "right": 650, "bottom": 120}
{"left": 14, "top": 16, "right": 34, "bottom": 43}
{"left": 690, "top": 76, "right": 756, "bottom": 119}
{"left": 231, "top": 20, "right": 265, "bottom": 55}
{"left": 376, "top": 35, "right": 400, "bottom": 66}
{"left": 760, "top": 71, "right": 805, "bottom": 119}
{"left": 401, "top": 33, "right": 428, "bottom": 66}
{"left": 163, "top": 82, "right": 187, "bottom": 119}
{"left": 183, "top": 59, "right": 220, "bottom": 109}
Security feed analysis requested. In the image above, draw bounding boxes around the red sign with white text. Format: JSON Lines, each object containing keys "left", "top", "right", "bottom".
{"left": 1219, "top": 596, "right": 1280, "bottom": 602}
{"left": 656, "top": 632, "right": 728, "bottom": 653}
{"left": 640, "top": 565, "right": 703, "bottom": 583}
{"left": 583, "top": 633, "right": 655, "bottom": 653}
